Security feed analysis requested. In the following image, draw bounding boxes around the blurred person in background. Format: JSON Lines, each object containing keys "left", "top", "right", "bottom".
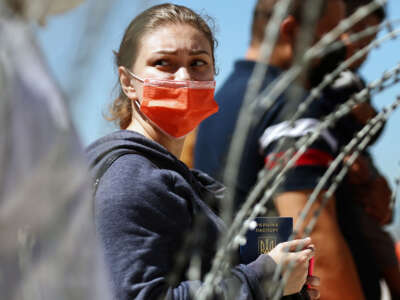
{"left": 194, "top": 0, "right": 376, "bottom": 299}
{"left": 87, "top": 3, "right": 320, "bottom": 300}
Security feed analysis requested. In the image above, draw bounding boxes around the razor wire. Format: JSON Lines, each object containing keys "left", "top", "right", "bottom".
{"left": 233, "top": 55, "right": 400, "bottom": 232}
{"left": 252, "top": 22, "right": 400, "bottom": 203}
{"left": 253, "top": 20, "right": 400, "bottom": 196}
{"left": 292, "top": 0, "right": 325, "bottom": 67}
{"left": 343, "top": 18, "right": 400, "bottom": 47}
{"left": 219, "top": 0, "right": 324, "bottom": 267}
{"left": 228, "top": 61, "right": 400, "bottom": 257}
{"left": 220, "top": 0, "right": 387, "bottom": 231}
{"left": 63, "top": 1, "right": 396, "bottom": 297}
{"left": 240, "top": 0, "right": 390, "bottom": 134}
{"left": 290, "top": 22, "right": 400, "bottom": 124}
{"left": 256, "top": 0, "right": 387, "bottom": 115}
{"left": 220, "top": 0, "right": 294, "bottom": 226}
{"left": 271, "top": 96, "right": 400, "bottom": 295}
{"left": 294, "top": 114, "right": 389, "bottom": 237}
{"left": 199, "top": 0, "right": 318, "bottom": 293}
{"left": 3, "top": 1, "right": 399, "bottom": 299}
{"left": 271, "top": 95, "right": 400, "bottom": 300}
{"left": 71, "top": 1, "right": 399, "bottom": 299}
{"left": 197, "top": 60, "right": 400, "bottom": 299}
{"left": 238, "top": 61, "right": 400, "bottom": 243}
{"left": 293, "top": 102, "right": 400, "bottom": 241}
{"left": 195, "top": 0, "right": 295, "bottom": 293}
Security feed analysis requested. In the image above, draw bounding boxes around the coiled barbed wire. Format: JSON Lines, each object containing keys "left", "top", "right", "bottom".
{"left": 220, "top": 0, "right": 294, "bottom": 226}
{"left": 229, "top": 62, "right": 400, "bottom": 254}
{"left": 197, "top": 60, "right": 400, "bottom": 299}
{"left": 271, "top": 95, "right": 400, "bottom": 300}
{"left": 290, "top": 23, "right": 400, "bottom": 123}
{"left": 249, "top": 23, "right": 400, "bottom": 211}
{"left": 220, "top": 0, "right": 387, "bottom": 230}
{"left": 2, "top": 0, "right": 398, "bottom": 299}
{"left": 256, "top": 0, "right": 387, "bottom": 114}
{"left": 198, "top": 0, "right": 292, "bottom": 299}
{"left": 239, "top": 62, "right": 400, "bottom": 242}
{"left": 251, "top": 21, "right": 400, "bottom": 198}
{"left": 198, "top": 0, "right": 296, "bottom": 296}
{"left": 216, "top": 0, "right": 386, "bottom": 258}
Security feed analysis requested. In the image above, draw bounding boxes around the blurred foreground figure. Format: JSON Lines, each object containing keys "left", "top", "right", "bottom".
{"left": 0, "top": 2, "right": 111, "bottom": 300}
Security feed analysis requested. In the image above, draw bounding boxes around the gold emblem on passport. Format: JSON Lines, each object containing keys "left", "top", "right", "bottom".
{"left": 258, "top": 237, "right": 277, "bottom": 254}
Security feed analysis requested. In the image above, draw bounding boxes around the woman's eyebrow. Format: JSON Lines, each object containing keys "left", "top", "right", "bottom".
{"left": 151, "top": 49, "right": 210, "bottom": 56}
{"left": 189, "top": 50, "right": 210, "bottom": 56}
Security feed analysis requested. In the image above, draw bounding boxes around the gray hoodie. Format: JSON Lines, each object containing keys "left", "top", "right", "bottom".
{"left": 87, "top": 130, "right": 305, "bottom": 300}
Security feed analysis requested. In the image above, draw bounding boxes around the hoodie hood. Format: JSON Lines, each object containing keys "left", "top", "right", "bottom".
{"left": 87, "top": 130, "right": 184, "bottom": 178}
{"left": 86, "top": 130, "right": 225, "bottom": 206}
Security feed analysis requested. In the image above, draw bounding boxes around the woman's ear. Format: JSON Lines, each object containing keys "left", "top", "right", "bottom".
{"left": 118, "top": 66, "right": 138, "bottom": 100}
{"left": 280, "top": 15, "right": 299, "bottom": 43}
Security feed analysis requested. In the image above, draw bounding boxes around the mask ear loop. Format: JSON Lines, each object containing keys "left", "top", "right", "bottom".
{"left": 121, "top": 67, "right": 144, "bottom": 109}
{"left": 125, "top": 68, "right": 144, "bottom": 83}
{"left": 122, "top": 68, "right": 152, "bottom": 125}
{"left": 134, "top": 99, "right": 141, "bottom": 110}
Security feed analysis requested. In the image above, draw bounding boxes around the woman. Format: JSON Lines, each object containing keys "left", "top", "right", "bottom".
{"left": 87, "top": 4, "right": 319, "bottom": 300}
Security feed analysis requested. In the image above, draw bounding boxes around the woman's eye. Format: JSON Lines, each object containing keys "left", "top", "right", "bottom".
{"left": 154, "top": 59, "right": 169, "bottom": 67}
{"left": 191, "top": 60, "right": 206, "bottom": 67}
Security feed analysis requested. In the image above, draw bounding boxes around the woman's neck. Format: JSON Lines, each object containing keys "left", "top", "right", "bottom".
{"left": 126, "top": 113, "right": 185, "bottom": 159}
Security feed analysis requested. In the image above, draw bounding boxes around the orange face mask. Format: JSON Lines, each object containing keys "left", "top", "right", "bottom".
{"left": 127, "top": 70, "right": 218, "bottom": 138}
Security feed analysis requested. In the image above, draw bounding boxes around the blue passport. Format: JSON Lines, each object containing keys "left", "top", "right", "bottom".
{"left": 239, "top": 217, "right": 293, "bottom": 264}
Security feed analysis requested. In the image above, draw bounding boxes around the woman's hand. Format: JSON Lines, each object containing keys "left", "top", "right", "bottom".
{"left": 268, "top": 237, "right": 315, "bottom": 296}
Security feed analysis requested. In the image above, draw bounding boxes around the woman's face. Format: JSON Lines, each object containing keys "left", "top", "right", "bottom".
{"left": 128, "top": 23, "right": 214, "bottom": 102}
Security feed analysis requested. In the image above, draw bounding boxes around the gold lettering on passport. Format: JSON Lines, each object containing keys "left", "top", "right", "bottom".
{"left": 255, "top": 222, "right": 278, "bottom": 233}
{"left": 258, "top": 237, "right": 276, "bottom": 254}
{"left": 255, "top": 228, "right": 278, "bottom": 233}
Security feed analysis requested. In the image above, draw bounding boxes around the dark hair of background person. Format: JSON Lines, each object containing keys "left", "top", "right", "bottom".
{"left": 250, "top": 0, "right": 345, "bottom": 47}
{"left": 107, "top": 3, "right": 217, "bottom": 129}
{"left": 344, "top": 0, "right": 386, "bottom": 20}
